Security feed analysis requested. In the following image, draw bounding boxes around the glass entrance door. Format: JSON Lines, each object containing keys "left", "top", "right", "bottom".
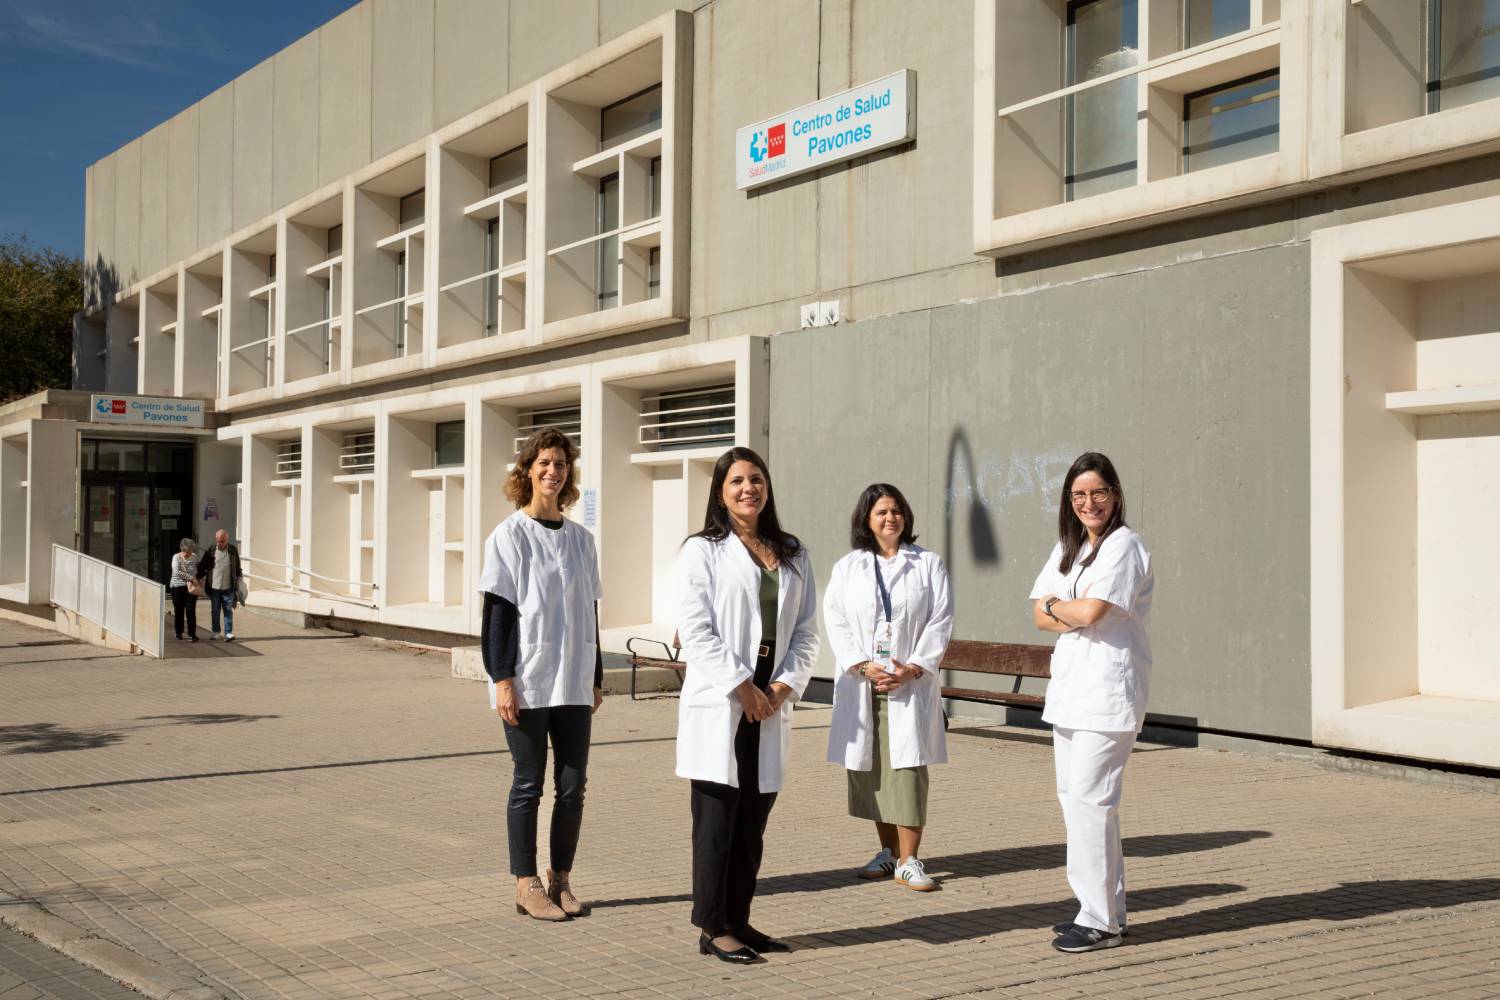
{"left": 83, "top": 484, "right": 117, "bottom": 563}
{"left": 121, "top": 485, "right": 152, "bottom": 578}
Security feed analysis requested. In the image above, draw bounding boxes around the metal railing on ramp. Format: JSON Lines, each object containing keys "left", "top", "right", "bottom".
{"left": 50, "top": 545, "right": 165, "bottom": 657}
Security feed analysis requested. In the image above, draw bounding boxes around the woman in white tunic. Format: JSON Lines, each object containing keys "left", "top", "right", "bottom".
{"left": 677, "top": 447, "right": 818, "bottom": 963}
{"left": 478, "top": 427, "right": 604, "bottom": 923}
{"left": 1029, "top": 452, "right": 1153, "bottom": 954}
{"left": 825, "top": 484, "right": 953, "bottom": 892}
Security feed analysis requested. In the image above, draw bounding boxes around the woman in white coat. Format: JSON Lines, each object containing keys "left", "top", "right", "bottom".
{"left": 478, "top": 426, "right": 604, "bottom": 923}
{"left": 677, "top": 446, "right": 818, "bottom": 964}
{"left": 825, "top": 484, "right": 954, "bottom": 892}
{"left": 1029, "top": 452, "right": 1153, "bottom": 954}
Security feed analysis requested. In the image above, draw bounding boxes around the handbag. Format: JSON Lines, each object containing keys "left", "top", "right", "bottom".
{"left": 235, "top": 577, "right": 249, "bottom": 606}
{"left": 186, "top": 577, "right": 204, "bottom": 597}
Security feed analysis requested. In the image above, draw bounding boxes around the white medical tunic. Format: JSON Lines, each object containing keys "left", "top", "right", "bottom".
{"left": 478, "top": 511, "right": 602, "bottom": 711}
{"left": 824, "top": 545, "right": 954, "bottom": 771}
{"left": 1028, "top": 527, "right": 1153, "bottom": 733}
{"left": 675, "top": 534, "right": 820, "bottom": 793}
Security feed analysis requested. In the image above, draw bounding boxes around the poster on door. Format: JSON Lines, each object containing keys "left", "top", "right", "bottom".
{"left": 160, "top": 499, "right": 182, "bottom": 516}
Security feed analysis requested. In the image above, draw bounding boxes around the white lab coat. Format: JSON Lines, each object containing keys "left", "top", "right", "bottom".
{"left": 674, "top": 534, "right": 819, "bottom": 792}
{"left": 1028, "top": 527, "right": 1153, "bottom": 733}
{"left": 824, "top": 545, "right": 954, "bottom": 771}
{"left": 477, "top": 511, "right": 602, "bottom": 711}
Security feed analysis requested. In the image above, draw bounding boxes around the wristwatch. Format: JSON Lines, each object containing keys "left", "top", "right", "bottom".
{"left": 1044, "top": 596, "right": 1061, "bottom": 621}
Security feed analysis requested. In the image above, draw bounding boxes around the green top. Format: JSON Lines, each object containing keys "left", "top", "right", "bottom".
{"left": 759, "top": 567, "right": 779, "bottom": 643}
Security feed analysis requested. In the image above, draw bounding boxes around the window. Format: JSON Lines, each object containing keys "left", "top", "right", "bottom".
{"left": 326, "top": 224, "right": 342, "bottom": 257}
{"left": 515, "top": 406, "right": 582, "bottom": 452}
{"left": 276, "top": 441, "right": 303, "bottom": 479}
{"left": 1066, "top": 0, "right": 1139, "bottom": 201}
{"left": 600, "top": 84, "right": 663, "bottom": 148}
{"left": 399, "top": 189, "right": 425, "bottom": 228}
{"left": 1185, "top": 0, "right": 1251, "bottom": 49}
{"left": 1430, "top": 0, "right": 1500, "bottom": 112}
{"left": 639, "top": 384, "right": 735, "bottom": 451}
{"left": 484, "top": 218, "right": 500, "bottom": 336}
{"left": 647, "top": 156, "right": 662, "bottom": 218}
{"left": 488, "top": 144, "right": 527, "bottom": 192}
{"left": 1183, "top": 70, "right": 1280, "bottom": 172}
{"left": 434, "top": 421, "right": 464, "bottom": 468}
{"left": 597, "top": 173, "right": 620, "bottom": 309}
{"left": 648, "top": 247, "right": 661, "bottom": 300}
{"left": 95, "top": 441, "right": 146, "bottom": 472}
{"left": 340, "top": 432, "right": 375, "bottom": 474}
{"left": 394, "top": 250, "right": 408, "bottom": 353}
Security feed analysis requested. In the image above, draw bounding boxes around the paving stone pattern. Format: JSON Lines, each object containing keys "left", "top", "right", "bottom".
{"left": 0, "top": 922, "right": 143, "bottom": 1000}
{"left": 1, "top": 612, "right": 1498, "bottom": 999}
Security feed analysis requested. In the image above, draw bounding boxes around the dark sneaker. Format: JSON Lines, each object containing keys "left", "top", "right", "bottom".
{"left": 1052, "top": 920, "right": 1127, "bottom": 937}
{"left": 1051, "top": 925, "right": 1122, "bottom": 953}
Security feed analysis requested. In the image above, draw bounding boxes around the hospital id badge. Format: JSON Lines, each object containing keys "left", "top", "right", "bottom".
{"left": 873, "top": 627, "right": 893, "bottom": 667}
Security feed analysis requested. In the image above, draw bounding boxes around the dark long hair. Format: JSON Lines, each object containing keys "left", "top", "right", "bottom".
{"left": 849, "top": 483, "right": 918, "bottom": 553}
{"left": 691, "top": 447, "right": 803, "bottom": 569}
{"left": 1057, "top": 452, "right": 1127, "bottom": 575}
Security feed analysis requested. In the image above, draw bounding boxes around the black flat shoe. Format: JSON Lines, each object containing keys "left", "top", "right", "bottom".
{"left": 734, "top": 925, "right": 790, "bottom": 953}
{"left": 699, "top": 933, "right": 758, "bottom": 964}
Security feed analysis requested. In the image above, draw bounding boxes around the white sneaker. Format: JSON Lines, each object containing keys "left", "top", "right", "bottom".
{"left": 209, "top": 632, "right": 220, "bottom": 640}
{"left": 856, "top": 848, "right": 896, "bottom": 880}
{"left": 225, "top": 632, "right": 235, "bottom": 641}
{"left": 894, "top": 857, "right": 936, "bottom": 891}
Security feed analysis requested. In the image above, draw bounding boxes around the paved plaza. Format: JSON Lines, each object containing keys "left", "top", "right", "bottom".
{"left": 0, "top": 611, "right": 1497, "bottom": 1000}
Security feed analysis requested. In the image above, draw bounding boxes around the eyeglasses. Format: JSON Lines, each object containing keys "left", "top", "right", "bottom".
{"left": 1069, "top": 487, "right": 1113, "bottom": 506}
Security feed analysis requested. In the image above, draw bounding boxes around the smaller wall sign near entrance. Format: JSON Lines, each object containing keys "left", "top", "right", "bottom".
{"left": 735, "top": 70, "right": 915, "bottom": 191}
{"left": 90, "top": 394, "right": 206, "bottom": 428}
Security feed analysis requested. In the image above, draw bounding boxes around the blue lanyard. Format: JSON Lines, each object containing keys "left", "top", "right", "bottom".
{"left": 873, "top": 557, "right": 893, "bottom": 624}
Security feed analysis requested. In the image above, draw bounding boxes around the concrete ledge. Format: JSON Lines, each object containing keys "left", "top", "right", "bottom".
{"left": 0, "top": 893, "right": 223, "bottom": 1000}
{"left": 51, "top": 607, "right": 140, "bottom": 655}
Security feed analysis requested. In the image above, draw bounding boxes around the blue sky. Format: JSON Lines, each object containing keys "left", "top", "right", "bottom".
{"left": 0, "top": 0, "right": 358, "bottom": 257}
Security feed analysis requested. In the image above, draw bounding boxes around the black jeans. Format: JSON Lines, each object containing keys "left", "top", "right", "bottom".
{"left": 690, "top": 642, "right": 778, "bottom": 935}
{"left": 170, "top": 586, "right": 197, "bottom": 639}
{"left": 503, "top": 705, "right": 592, "bottom": 877}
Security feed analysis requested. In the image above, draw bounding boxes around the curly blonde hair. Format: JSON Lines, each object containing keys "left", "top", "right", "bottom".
{"left": 504, "top": 426, "right": 581, "bottom": 510}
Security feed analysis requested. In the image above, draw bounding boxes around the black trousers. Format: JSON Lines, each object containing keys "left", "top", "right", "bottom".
{"left": 503, "top": 705, "right": 592, "bottom": 877}
{"left": 690, "top": 643, "right": 777, "bottom": 935}
{"left": 170, "top": 586, "right": 197, "bottom": 639}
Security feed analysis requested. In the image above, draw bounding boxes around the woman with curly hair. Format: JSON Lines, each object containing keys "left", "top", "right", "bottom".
{"left": 478, "top": 426, "right": 604, "bottom": 922}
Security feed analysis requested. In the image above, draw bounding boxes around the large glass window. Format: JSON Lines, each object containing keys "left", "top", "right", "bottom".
{"left": 597, "top": 173, "right": 620, "bottom": 310}
{"left": 1431, "top": 0, "right": 1500, "bottom": 111}
{"left": 434, "top": 421, "right": 464, "bottom": 468}
{"left": 1183, "top": 70, "right": 1280, "bottom": 172}
{"left": 488, "top": 144, "right": 527, "bottom": 192}
{"left": 1066, "top": 0, "right": 1139, "bottom": 201}
{"left": 600, "top": 85, "right": 663, "bottom": 148}
{"left": 1185, "top": 0, "right": 1250, "bottom": 49}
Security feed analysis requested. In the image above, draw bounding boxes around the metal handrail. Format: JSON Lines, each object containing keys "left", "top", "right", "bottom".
{"left": 241, "top": 571, "right": 379, "bottom": 610}
{"left": 240, "top": 555, "right": 378, "bottom": 591}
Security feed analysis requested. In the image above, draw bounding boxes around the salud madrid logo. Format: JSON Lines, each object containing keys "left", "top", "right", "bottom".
{"left": 96, "top": 398, "right": 126, "bottom": 415}
{"left": 749, "top": 123, "right": 786, "bottom": 164}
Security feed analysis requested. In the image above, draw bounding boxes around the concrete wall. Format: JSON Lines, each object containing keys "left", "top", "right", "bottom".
{"left": 84, "top": 0, "right": 712, "bottom": 289}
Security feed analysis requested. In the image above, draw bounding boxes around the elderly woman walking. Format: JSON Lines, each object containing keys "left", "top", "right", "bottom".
{"left": 169, "top": 538, "right": 201, "bottom": 642}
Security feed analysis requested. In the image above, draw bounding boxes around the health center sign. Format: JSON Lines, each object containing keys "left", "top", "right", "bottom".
{"left": 90, "top": 394, "right": 206, "bottom": 428}
{"left": 735, "top": 70, "right": 915, "bottom": 191}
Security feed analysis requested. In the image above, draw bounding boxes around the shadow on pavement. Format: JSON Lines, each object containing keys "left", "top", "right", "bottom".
{"left": 136, "top": 713, "right": 281, "bottom": 725}
{"left": 1134, "top": 878, "right": 1500, "bottom": 943}
{"left": 0, "top": 723, "right": 125, "bottom": 754}
{"left": 785, "top": 882, "right": 1247, "bottom": 948}
{"left": 592, "top": 830, "right": 1272, "bottom": 909}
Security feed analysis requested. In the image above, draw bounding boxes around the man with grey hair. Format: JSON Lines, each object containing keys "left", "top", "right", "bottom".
{"left": 196, "top": 529, "right": 243, "bottom": 641}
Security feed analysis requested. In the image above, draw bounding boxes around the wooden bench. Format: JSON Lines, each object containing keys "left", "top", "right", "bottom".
{"left": 625, "top": 634, "right": 686, "bottom": 700}
{"left": 627, "top": 635, "right": 1051, "bottom": 707}
{"left": 939, "top": 639, "right": 1052, "bottom": 710}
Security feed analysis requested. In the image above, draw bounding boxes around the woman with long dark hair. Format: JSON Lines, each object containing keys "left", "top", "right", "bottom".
{"left": 824, "top": 484, "right": 953, "bottom": 891}
{"left": 478, "top": 426, "right": 604, "bottom": 923}
{"left": 676, "top": 447, "right": 819, "bottom": 963}
{"left": 1029, "top": 452, "right": 1154, "bottom": 953}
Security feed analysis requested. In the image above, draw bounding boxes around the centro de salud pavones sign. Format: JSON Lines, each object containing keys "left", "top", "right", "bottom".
{"left": 90, "top": 394, "right": 206, "bottom": 428}
{"left": 735, "top": 70, "right": 916, "bottom": 191}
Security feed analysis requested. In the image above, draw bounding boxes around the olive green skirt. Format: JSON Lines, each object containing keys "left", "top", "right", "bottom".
{"left": 846, "top": 693, "right": 929, "bottom": 827}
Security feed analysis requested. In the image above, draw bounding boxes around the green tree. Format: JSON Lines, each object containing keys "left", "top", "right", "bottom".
{"left": 0, "top": 236, "right": 83, "bottom": 404}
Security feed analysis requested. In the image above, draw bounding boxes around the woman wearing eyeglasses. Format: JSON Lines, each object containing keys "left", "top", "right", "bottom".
{"left": 1029, "top": 452, "right": 1153, "bottom": 954}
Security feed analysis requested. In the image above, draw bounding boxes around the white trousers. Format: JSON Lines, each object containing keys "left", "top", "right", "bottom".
{"left": 1053, "top": 726, "right": 1137, "bottom": 934}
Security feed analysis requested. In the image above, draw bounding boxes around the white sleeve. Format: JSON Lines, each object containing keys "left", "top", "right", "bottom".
{"left": 1082, "top": 533, "right": 1147, "bottom": 614}
{"left": 822, "top": 556, "right": 867, "bottom": 672}
{"left": 773, "top": 549, "right": 821, "bottom": 701}
{"left": 477, "top": 524, "right": 520, "bottom": 604}
{"left": 1027, "top": 542, "right": 1065, "bottom": 600}
{"left": 677, "top": 538, "right": 753, "bottom": 696}
{"left": 908, "top": 554, "right": 954, "bottom": 672}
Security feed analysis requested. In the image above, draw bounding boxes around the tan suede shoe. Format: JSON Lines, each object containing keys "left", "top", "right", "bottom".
{"left": 516, "top": 876, "right": 568, "bottom": 921}
{"left": 546, "top": 868, "right": 587, "bottom": 917}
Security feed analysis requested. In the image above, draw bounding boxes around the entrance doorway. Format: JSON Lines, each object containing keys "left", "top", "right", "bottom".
{"left": 80, "top": 439, "right": 195, "bottom": 584}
